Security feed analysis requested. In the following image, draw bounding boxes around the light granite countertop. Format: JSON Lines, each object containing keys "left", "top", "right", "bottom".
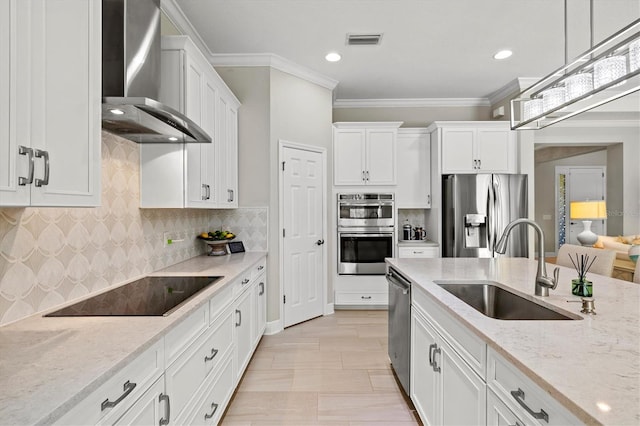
{"left": 386, "top": 257, "right": 640, "bottom": 426}
{"left": 0, "top": 252, "right": 266, "bottom": 425}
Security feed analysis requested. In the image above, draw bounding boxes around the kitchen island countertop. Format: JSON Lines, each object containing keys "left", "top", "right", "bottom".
{"left": 386, "top": 257, "right": 640, "bottom": 425}
{"left": 0, "top": 252, "right": 266, "bottom": 425}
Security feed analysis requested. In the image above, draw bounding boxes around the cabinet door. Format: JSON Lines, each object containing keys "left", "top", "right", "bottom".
{"left": 476, "top": 128, "right": 515, "bottom": 173}
{"left": 200, "top": 77, "right": 218, "bottom": 206}
{"left": 487, "top": 389, "right": 524, "bottom": 426}
{"left": 253, "top": 274, "right": 267, "bottom": 346}
{"left": 411, "top": 310, "right": 440, "bottom": 426}
{"left": 29, "top": 0, "right": 101, "bottom": 206}
{"left": 217, "top": 100, "right": 238, "bottom": 208}
{"left": 396, "top": 131, "right": 430, "bottom": 207}
{"left": 184, "top": 55, "right": 206, "bottom": 207}
{"left": 234, "top": 288, "right": 254, "bottom": 380}
{"left": 334, "top": 129, "right": 366, "bottom": 185}
{"left": 439, "top": 338, "right": 486, "bottom": 426}
{"left": 111, "top": 377, "right": 167, "bottom": 426}
{"left": 366, "top": 129, "right": 396, "bottom": 185}
{"left": 441, "top": 128, "right": 476, "bottom": 174}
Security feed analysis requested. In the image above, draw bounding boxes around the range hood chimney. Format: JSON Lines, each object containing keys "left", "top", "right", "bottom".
{"left": 101, "top": 0, "right": 211, "bottom": 143}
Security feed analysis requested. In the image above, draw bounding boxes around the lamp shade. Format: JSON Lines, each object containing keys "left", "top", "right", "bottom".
{"left": 570, "top": 200, "right": 607, "bottom": 219}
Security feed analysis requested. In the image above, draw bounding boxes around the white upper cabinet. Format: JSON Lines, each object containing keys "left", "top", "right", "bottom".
{"left": 333, "top": 122, "right": 402, "bottom": 186}
{"left": 0, "top": 0, "right": 101, "bottom": 207}
{"left": 140, "top": 35, "right": 239, "bottom": 209}
{"left": 432, "top": 122, "right": 516, "bottom": 175}
{"left": 396, "top": 128, "right": 431, "bottom": 208}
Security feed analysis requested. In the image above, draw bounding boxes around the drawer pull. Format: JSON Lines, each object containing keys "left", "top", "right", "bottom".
{"left": 242, "top": 278, "right": 250, "bottom": 285}
{"left": 259, "top": 282, "right": 265, "bottom": 296}
{"left": 432, "top": 346, "right": 441, "bottom": 373}
{"left": 34, "top": 149, "right": 50, "bottom": 187}
{"left": 158, "top": 393, "right": 170, "bottom": 426}
{"left": 257, "top": 265, "right": 264, "bottom": 271}
{"left": 428, "top": 343, "right": 436, "bottom": 367}
{"left": 361, "top": 296, "right": 372, "bottom": 300}
{"left": 18, "top": 146, "right": 35, "bottom": 185}
{"left": 204, "top": 402, "right": 219, "bottom": 420}
{"left": 101, "top": 380, "right": 136, "bottom": 411}
{"left": 204, "top": 348, "right": 219, "bottom": 362}
{"left": 235, "top": 309, "right": 242, "bottom": 327}
{"left": 510, "top": 388, "right": 549, "bottom": 423}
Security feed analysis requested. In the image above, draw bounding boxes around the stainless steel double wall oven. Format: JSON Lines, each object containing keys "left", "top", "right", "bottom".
{"left": 337, "top": 193, "right": 395, "bottom": 275}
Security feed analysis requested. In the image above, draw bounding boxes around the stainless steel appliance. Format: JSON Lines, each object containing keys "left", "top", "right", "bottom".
{"left": 337, "top": 193, "right": 395, "bottom": 275}
{"left": 45, "top": 276, "right": 221, "bottom": 316}
{"left": 442, "top": 174, "right": 528, "bottom": 257}
{"left": 387, "top": 267, "right": 411, "bottom": 394}
{"left": 101, "top": 0, "right": 211, "bottom": 144}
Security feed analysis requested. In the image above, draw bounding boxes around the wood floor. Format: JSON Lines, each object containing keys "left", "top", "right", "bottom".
{"left": 221, "top": 310, "right": 421, "bottom": 425}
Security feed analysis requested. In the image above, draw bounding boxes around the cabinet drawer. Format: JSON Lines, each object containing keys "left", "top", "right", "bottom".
{"left": 209, "top": 284, "right": 233, "bottom": 324}
{"left": 112, "top": 376, "right": 166, "bottom": 426}
{"left": 165, "top": 303, "right": 209, "bottom": 365}
{"left": 233, "top": 271, "right": 252, "bottom": 297}
{"left": 487, "top": 348, "right": 581, "bottom": 426}
{"left": 398, "top": 246, "right": 439, "bottom": 258}
{"left": 412, "top": 285, "right": 486, "bottom": 379}
{"left": 56, "top": 339, "right": 165, "bottom": 426}
{"left": 487, "top": 388, "right": 524, "bottom": 426}
{"left": 250, "top": 257, "right": 267, "bottom": 281}
{"left": 183, "top": 353, "right": 234, "bottom": 426}
{"left": 166, "top": 310, "right": 234, "bottom": 423}
{"left": 335, "top": 291, "right": 388, "bottom": 305}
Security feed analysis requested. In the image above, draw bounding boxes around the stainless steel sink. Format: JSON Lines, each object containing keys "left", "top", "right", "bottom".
{"left": 436, "top": 281, "right": 581, "bottom": 320}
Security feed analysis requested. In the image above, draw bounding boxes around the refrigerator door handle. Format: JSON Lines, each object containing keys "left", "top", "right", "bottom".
{"left": 488, "top": 177, "right": 497, "bottom": 253}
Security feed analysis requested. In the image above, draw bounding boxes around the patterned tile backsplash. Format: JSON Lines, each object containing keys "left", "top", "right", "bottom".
{"left": 0, "top": 132, "right": 268, "bottom": 326}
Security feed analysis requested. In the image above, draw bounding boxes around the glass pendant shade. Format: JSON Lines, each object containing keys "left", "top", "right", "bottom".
{"left": 523, "top": 98, "right": 544, "bottom": 120}
{"left": 565, "top": 73, "right": 593, "bottom": 100}
{"left": 630, "top": 39, "right": 640, "bottom": 72}
{"left": 593, "top": 55, "right": 627, "bottom": 88}
{"left": 542, "top": 87, "right": 567, "bottom": 111}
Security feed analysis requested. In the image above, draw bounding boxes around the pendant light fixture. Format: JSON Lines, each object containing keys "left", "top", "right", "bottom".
{"left": 510, "top": 1, "right": 640, "bottom": 130}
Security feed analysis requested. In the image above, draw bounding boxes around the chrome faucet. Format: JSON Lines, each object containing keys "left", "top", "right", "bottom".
{"left": 495, "top": 218, "right": 560, "bottom": 297}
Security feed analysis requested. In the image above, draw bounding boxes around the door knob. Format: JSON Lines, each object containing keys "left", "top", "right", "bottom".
{"left": 316, "top": 239, "right": 325, "bottom": 246}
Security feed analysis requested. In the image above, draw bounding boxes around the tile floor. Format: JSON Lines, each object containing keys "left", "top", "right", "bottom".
{"left": 221, "top": 310, "right": 421, "bottom": 425}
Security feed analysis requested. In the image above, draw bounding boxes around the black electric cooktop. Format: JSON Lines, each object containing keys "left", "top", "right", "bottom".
{"left": 45, "top": 276, "right": 221, "bottom": 317}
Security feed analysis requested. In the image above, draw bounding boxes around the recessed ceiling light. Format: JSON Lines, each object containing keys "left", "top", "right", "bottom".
{"left": 168, "top": 137, "right": 178, "bottom": 141}
{"left": 109, "top": 108, "right": 125, "bottom": 115}
{"left": 325, "top": 52, "right": 341, "bottom": 62}
{"left": 493, "top": 50, "right": 513, "bottom": 60}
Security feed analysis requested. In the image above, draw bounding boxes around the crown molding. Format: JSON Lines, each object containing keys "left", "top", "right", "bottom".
{"left": 486, "top": 77, "right": 540, "bottom": 106}
{"left": 209, "top": 53, "right": 339, "bottom": 90}
{"left": 160, "top": 0, "right": 213, "bottom": 58}
{"left": 332, "top": 98, "right": 490, "bottom": 108}
{"left": 548, "top": 119, "right": 640, "bottom": 128}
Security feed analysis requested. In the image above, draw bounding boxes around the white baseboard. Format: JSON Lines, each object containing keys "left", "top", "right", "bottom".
{"left": 264, "top": 319, "right": 283, "bottom": 335}
{"left": 324, "top": 303, "right": 335, "bottom": 315}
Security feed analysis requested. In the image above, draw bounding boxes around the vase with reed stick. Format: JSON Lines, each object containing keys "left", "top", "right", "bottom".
{"left": 569, "top": 252, "right": 596, "bottom": 297}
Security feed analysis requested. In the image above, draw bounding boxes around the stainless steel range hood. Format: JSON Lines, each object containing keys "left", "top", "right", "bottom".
{"left": 101, "top": 0, "right": 211, "bottom": 143}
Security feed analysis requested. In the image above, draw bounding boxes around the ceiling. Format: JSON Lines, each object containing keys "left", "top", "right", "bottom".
{"left": 169, "top": 0, "right": 640, "bottom": 103}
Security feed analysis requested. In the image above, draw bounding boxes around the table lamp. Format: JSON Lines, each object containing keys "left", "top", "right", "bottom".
{"left": 570, "top": 200, "right": 607, "bottom": 246}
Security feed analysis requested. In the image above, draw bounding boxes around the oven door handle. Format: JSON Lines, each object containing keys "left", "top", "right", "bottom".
{"left": 340, "top": 233, "right": 393, "bottom": 238}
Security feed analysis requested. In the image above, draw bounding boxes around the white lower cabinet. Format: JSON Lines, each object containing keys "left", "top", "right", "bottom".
{"left": 411, "top": 308, "right": 486, "bottom": 426}
{"left": 487, "top": 388, "right": 524, "bottom": 426}
{"left": 398, "top": 246, "right": 439, "bottom": 258}
{"left": 60, "top": 256, "right": 267, "bottom": 426}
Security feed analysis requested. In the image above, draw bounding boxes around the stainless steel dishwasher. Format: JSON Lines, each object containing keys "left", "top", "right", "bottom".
{"left": 387, "top": 267, "right": 411, "bottom": 394}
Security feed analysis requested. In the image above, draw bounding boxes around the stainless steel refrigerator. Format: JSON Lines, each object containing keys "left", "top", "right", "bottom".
{"left": 442, "top": 174, "right": 528, "bottom": 258}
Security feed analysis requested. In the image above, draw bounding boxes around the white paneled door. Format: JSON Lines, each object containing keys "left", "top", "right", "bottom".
{"left": 282, "top": 145, "right": 325, "bottom": 328}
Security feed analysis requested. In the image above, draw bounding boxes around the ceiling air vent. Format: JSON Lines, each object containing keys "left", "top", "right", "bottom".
{"left": 346, "top": 33, "right": 383, "bottom": 46}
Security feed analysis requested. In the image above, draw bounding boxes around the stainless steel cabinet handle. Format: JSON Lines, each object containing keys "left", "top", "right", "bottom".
{"left": 101, "top": 380, "right": 136, "bottom": 411}
{"left": 235, "top": 309, "right": 242, "bottom": 327}
{"left": 204, "top": 402, "right": 219, "bottom": 420}
{"left": 207, "top": 184, "right": 211, "bottom": 200}
{"left": 34, "top": 149, "right": 49, "bottom": 187}
{"left": 259, "top": 282, "right": 264, "bottom": 296}
{"left": 478, "top": 159, "right": 481, "bottom": 169}
{"left": 202, "top": 184, "right": 207, "bottom": 200}
{"left": 427, "top": 194, "right": 431, "bottom": 205}
{"left": 228, "top": 189, "right": 234, "bottom": 202}
{"left": 366, "top": 170, "right": 370, "bottom": 181}
{"left": 362, "top": 171, "right": 365, "bottom": 181}
{"left": 18, "top": 146, "right": 34, "bottom": 185}
{"left": 257, "top": 265, "right": 264, "bottom": 271}
{"left": 158, "top": 393, "right": 170, "bottom": 426}
{"left": 204, "top": 348, "right": 219, "bottom": 362}
{"left": 432, "top": 346, "right": 441, "bottom": 373}
{"left": 316, "top": 239, "right": 325, "bottom": 246}
{"left": 361, "top": 295, "right": 372, "bottom": 300}
{"left": 428, "top": 343, "right": 436, "bottom": 367}
{"left": 510, "top": 388, "right": 549, "bottom": 423}
{"left": 242, "top": 278, "right": 250, "bottom": 285}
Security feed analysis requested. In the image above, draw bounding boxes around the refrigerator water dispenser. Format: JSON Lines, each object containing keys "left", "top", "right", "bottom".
{"left": 464, "top": 214, "right": 487, "bottom": 248}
